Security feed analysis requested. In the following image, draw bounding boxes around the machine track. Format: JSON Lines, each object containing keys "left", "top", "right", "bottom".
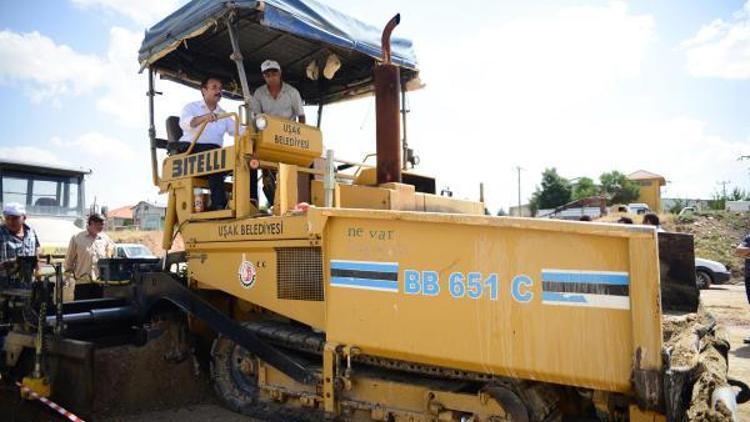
{"left": 236, "top": 319, "right": 562, "bottom": 421}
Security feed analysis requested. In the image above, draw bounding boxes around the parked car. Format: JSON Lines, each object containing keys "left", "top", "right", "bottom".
{"left": 114, "top": 243, "right": 158, "bottom": 259}
{"left": 627, "top": 203, "right": 651, "bottom": 215}
{"left": 678, "top": 206, "right": 697, "bottom": 217}
{"left": 695, "top": 257, "right": 731, "bottom": 289}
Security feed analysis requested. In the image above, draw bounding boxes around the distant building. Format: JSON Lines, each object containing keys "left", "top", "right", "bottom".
{"left": 106, "top": 205, "right": 135, "bottom": 230}
{"left": 132, "top": 201, "right": 166, "bottom": 230}
{"left": 726, "top": 200, "right": 750, "bottom": 212}
{"left": 509, "top": 204, "right": 533, "bottom": 217}
{"left": 662, "top": 198, "right": 709, "bottom": 212}
{"left": 628, "top": 170, "right": 666, "bottom": 212}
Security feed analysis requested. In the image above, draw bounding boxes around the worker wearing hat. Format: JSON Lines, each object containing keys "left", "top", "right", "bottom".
{"left": 0, "top": 203, "right": 40, "bottom": 283}
{"left": 252, "top": 60, "right": 306, "bottom": 204}
{"left": 252, "top": 60, "right": 306, "bottom": 123}
{"left": 63, "top": 213, "right": 114, "bottom": 302}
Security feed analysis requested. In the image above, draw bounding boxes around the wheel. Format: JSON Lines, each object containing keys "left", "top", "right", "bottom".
{"left": 210, "top": 331, "right": 260, "bottom": 414}
{"left": 484, "top": 382, "right": 561, "bottom": 421}
{"left": 696, "top": 269, "right": 712, "bottom": 290}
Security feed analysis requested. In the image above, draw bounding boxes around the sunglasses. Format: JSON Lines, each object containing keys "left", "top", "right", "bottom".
{"left": 263, "top": 70, "right": 280, "bottom": 76}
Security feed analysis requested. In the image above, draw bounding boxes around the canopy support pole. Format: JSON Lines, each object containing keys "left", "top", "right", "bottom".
{"left": 226, "top": 19, "right": 252, "bottom": 117}
{"left": 148, "top": 68, "right": 161, "bottom": 186}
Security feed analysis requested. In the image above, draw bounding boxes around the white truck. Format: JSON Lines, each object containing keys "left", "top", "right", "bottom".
{"left": 0, "top": 158, "right": 90, "bottom": 257}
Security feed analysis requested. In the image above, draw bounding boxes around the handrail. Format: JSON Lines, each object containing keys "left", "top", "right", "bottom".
{"left": 178, "top": 112, "right": 240, "bottom": 157}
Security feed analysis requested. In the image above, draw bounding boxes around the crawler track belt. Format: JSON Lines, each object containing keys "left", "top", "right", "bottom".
{"left": 244, "top": 321, "right": 561, "bottom": 421}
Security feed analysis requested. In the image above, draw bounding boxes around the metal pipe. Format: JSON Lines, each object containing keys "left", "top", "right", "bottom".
{"left": 162, "top": 190, "right": 177, "bottom": 251}
{"left": 226, "top": 19, "right": 252, "bottom": 108}
{"left": 324, "top": 149, "right": 335, "bottom": 207}
{"left": 54, "top": 264, "right": 63, "bottom": 335}
{"left": 148, "top": 69, "right": 161, "bottom": 186}
{"left": 45, "top": 306, "right": 137, "bottom": 326}
{"left": 381, "top": 14, "right": 400, "bottom": 65}
{"left": 401, "top": 85, "right": 409, "bottom": 170}
{"left": 375, "top": 14, "right": 402, "bottom": 185}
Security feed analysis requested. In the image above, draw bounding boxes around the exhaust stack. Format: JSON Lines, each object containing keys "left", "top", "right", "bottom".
{"left": 375, "top": 14, "right": 402, "bottom": 185}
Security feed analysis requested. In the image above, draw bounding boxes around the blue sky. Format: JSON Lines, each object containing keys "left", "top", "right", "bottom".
{"left": 1, "top": 0, "right": 749, "bottom": 212}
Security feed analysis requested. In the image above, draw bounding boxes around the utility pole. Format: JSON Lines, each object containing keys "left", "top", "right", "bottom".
{"left": 516, "top": 166, "right": 524, "bottom": 217}
{"left": 718, "top": 180, "right": 730, "bottom": 199}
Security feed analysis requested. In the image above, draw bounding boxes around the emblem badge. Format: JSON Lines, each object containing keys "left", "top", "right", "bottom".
{"left": 238, "top": 254, "right": 257, "bottom": 289}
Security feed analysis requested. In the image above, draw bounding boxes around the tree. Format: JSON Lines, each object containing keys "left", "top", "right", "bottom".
{"left": 708, "top": 191, "right": 725, "bottom": 210}
{"left": 496, "top": 208, "right": 507, "bottom": 216}
{"left": 599, "top": 171, "right": 640, "bottom": 205}
{"left": 729, "top": 187, "right": 746, "bottom": 201}
{"left": 529, "top": 168, "right": 572, "bottom": 211}
{"left": 668, "top": 198, "right": 687, "bottom": 214}
{"left": 572, "top": 177, "right": 599, "bottom": 200}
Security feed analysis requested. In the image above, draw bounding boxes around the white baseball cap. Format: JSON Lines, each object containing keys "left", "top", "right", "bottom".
{"left": 260, "top": 59, "right": 281, "bottom": 73}
{"left": 3, "top": 202, "right": 26, "bottom": 216}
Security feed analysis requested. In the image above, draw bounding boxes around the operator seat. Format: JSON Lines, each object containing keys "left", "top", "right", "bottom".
{"left": 165, "top": 116, "right": 188, "bottom": 155}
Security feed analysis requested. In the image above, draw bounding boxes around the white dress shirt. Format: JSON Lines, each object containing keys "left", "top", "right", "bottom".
{"left": 179, "top": 101, "right": 241, "bottom": 146}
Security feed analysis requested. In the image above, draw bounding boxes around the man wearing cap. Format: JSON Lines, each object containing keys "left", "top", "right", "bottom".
{"left": 252, "top": 60, "right": 306, "bottom": 123}
{"left": 178, "top": 75, "right": 243, "bottom": 210}
{"left": 253, "top": 60, "right": 306, "bottom": 204}
{"left": 0, "top": 203, "right": 40, "bottom": 283}
{"left": 63, "top": 213, "right": 114, "bottom": 302}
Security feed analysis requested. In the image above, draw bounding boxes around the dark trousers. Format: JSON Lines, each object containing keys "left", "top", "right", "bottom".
{"left": 177, "top": 142, "right": 227, "bottom": 210}
{"left": 745, "top": 260, "right": 750, "bottom": 305}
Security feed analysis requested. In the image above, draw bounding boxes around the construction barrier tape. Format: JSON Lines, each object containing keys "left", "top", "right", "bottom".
{"left": 15, "top": 381, "right": 85, "bottom": 422}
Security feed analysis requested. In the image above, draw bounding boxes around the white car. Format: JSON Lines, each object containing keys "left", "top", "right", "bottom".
{"left": 115, "top": 243, "right": 158, "bottom": 259}
{"left": 695, "top": 257, "right": 731, "bottom": 289}
{"left": 627, "top": 203, "right": 651, "bottom": 215}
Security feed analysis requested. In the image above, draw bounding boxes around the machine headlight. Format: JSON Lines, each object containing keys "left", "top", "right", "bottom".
{"left": 254, "top": 115, "right": 268, "bottom": 131}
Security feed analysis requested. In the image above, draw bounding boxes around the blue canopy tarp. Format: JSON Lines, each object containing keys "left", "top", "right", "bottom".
{"left": 138, "top": 0, "right": 420, "bottom": 104}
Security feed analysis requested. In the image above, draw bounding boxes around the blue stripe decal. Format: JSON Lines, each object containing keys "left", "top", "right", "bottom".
{"left": 330, "top": 277, "right": 398, "bottom": 291}
{"left": 330, "top": 260, "right": 398, "bottom": 273}
{"left": 541, "top": 271, "right": 629, "bottom": 285}
{"left": 542, "top": 292, "right": 588, "bottom": 303}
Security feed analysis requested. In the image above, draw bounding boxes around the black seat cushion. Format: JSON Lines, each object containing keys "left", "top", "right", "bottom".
{"left": 166, "top": 116, "right": 183, "bottom": 143}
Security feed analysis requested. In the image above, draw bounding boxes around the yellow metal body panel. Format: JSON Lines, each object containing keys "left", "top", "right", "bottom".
{"left": 161, "top": 118, "right": 664, "bottom": 405}
{"left": 311, "top": 180, "right": 483, "bottom": 215}
{"left": 420, "top": 192, "right": 484, "bottom": 214}
{"left": 319, "top": 209, "right": 661, "bottom": 394}
{"left": 356, "top": 167, "right": 377, "bottom": 185}
{"left": 311, "top": 180, "right": 391, "bottom": 209}
{"left": 161, "top": 145, "right": 234, "bottom": 183}
{"left": 181, "top": 215, "right": 325, "bottom": 329}
{"left": 254, "top": 114, "right": 322, "bottom": 167}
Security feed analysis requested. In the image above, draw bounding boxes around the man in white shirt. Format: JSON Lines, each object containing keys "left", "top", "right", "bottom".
{"left": 179, "top": 75, "right": 241, "bottom": 210}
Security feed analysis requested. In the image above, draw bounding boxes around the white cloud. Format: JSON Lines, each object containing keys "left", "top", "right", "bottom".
{"left": 0, "top": 26, "right": 200, "bottom": 130}
{"left": 50, "top": 132, "right": 135, "bottom": 160}
{"left": 681, "top": 1, "right": 750, "bottom": 79}
{"left": 321, "top": 1, "right": 662, "bottom": 211}
{"left": 70, "top": 0, "right": 185, "bottom": 26}
{"left": 0, "top": 146, "right": 70, "bottom": 167}
{"left": 0, "top": 30, "right": 105, "bottom": 103}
